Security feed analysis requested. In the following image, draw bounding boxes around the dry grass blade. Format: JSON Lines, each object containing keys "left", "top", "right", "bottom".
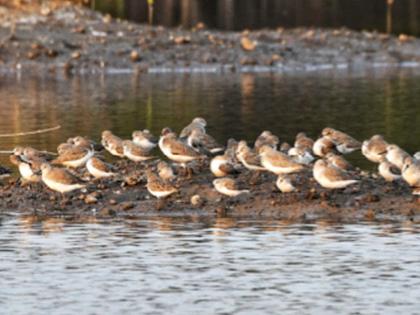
{"left": 0, "top": 125, "right": 61, "bottom": 137}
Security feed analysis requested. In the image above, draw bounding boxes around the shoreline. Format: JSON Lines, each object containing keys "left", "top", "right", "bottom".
{"left": 1, "top": 4, "right": 420, "bottom": 75}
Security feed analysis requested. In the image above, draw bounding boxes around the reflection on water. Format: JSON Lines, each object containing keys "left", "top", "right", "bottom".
{"left": 96, "top": 0, "right": 420, "bottom": 36}
{"left": 0, "top": 69, "right": 419, "bottom": 169}
{"left": 0, "top": 216, "right": 419, "bottom": 314}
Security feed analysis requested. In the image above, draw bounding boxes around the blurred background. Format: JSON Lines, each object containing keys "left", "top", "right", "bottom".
{"left": 91, "top": 0, "right": 420, "bottom": 35}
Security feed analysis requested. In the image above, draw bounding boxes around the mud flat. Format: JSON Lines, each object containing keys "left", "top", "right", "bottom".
{"left": 1, "top": 3, "right": 420, "bottom": 74}
{"left": 0, "top": 160, "right": 418, "bottom": 223}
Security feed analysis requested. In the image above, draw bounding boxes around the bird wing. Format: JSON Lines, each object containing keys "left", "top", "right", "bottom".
{"left": 48, "top": 168, "right": 84, "bottom": 185}
{"left": 165, "top": 138, "right": 199, "bottom": 156}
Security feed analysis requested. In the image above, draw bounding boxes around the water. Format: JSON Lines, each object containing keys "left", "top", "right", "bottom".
{"left": 0, "top": 69, "right": 419, "bottom": 169}
{"left": 0, "top": 216, "right": 419, "bottom": 314}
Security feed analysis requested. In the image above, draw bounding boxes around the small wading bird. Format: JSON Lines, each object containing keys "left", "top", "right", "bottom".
{"left": 157, "top": 161, "right": 175, "bottom": 181}
{"left": 122, "top": 140, "right": 155, "bottom": 162}
{"left": 276, "top": 175, "right": 296, "bottom": 193}
{"left": 101, "top": 130, "right": 125, "bottom": 157}
{"left": 322, "top": 127, "right": 361, "bottom": 154}
{"left": 235, "top": 141, "right": 265, "bottom": 171}
{"left": 312, "top": 137, "right": 336, "bottom": 157}
{"left": 158, "top": 128, "right": 204, "bottom": 175}
{"left": 180, "top": 117, "right": 207, "bottom": 139}
{"left": 401, "top": 157, "right": 420, "bottom": 195}
{"left": 132, "top": 129, "right": 158, "bottom": 151}
{"left": 86, "top": 157, "right": 116, "bottom": 179}
{"left": 146, "top": 169, "right": 177, "bottom": 198}
{"left": 187, "top": 127, "right": 224, "bottom": 155}
{"left": 313, "top": 159, "right": 358, "bottom": 189}
{"left": 385, "top": 144, "right": 410, "bottom": 170}
{"left": 259, "top": 145, "right": 305, "bottom": 175}
{"left": 9, "top": 155, "right": 40, "bottom": 183}
{"left": 325, "top": 152, "right": 353, "bottom": 171}
{"left": 378, "top": 160, "right": 401, "bottom": 182}
{"left": 40, "top": 163, "right": 85, "bottom": 195}
{"left": 294, "top": 132, "right": 314, "bottom": 153}
{"left": 210, "top": 153, "right": 240, "bottom": 177}
{"left": 52, "top": 146, "right": 94, "bottom": 168}
{"left": 213, "top": 178, "right": 249, "bottom": 197}
{"left": 254, "top": 130, "right": 279, "bottom": 150}
{"left": 362, "top": 134, "right": 388, "bottom": 163}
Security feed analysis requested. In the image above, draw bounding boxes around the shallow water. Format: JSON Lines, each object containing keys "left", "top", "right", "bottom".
{"left": 0, "top": 216, "right": 419, "bottom": 314}
{"left": 0, "top": 69, "right": 419, "bottom": 169}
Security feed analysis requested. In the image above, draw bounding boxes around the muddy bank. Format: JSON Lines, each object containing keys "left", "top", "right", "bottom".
{"left": 0, "top": 159, "right": 418, "bottom": 223}
{"left": 1, "top": 3, "right": 420, "bottom": 74}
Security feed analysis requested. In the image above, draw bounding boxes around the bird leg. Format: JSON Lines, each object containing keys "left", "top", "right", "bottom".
{"left": 156, "top": 198, "right": 166, "bottom": 211}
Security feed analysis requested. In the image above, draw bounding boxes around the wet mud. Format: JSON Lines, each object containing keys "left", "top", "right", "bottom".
{"left": 1, "top": 159, "right": 418, "bottom": 223}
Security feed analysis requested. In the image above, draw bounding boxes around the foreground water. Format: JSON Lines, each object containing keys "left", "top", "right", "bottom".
{"left": 0, "top": 216, "right": 419, "bottom": 314}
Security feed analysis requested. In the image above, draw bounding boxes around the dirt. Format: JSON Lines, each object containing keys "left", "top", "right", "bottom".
{"left": 0, "top": 158, "right": 418, "bottom": 223}
{"left": 1, "top": 2, "right": 420, "bottom": 74}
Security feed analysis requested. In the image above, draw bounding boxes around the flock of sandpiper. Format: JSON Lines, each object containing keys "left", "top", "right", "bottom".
{"left": 4, "top": 117, "right": 420, "bottom": 202}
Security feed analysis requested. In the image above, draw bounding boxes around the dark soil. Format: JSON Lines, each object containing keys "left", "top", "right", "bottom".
{"left": 1, "top": 3, "right": 420, "bottom": 74}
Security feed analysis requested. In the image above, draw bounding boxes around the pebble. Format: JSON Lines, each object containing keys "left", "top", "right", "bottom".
{"left": 120, "top": 201, "right": 134, "bottom": 211}
{"left": 84, "top": 194, "right": 98, "bottom": 204}
{"left": 190, "top": 194, "right": 203, "bottom": 207}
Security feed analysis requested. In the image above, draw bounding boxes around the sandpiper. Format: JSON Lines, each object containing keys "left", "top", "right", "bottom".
{"left": 288, "top": 146, "right": 314, "bottom": 165}
{"left": 122, "top": 140, "right": 155, "bottom": 162}
{"left": 9, "top": 155, "right": 40, "bottom": 182}
{"left": 40, "top": 163, "right": 85, "bottom": 194}
{"left": 322, "top": 127, "right": 361, "bottom": 154}
{"left": 101, "top": 130, "right": 125, "bottom": 158}
{"left": 159, "top": 128, "right": 203, "bottom": 166}
{"left": 132, "top": 129, "right": 158, "bottom": 151}
{"left": 276, "top": 175, "right": 296, "bottom": 193}
{"left": 157, "top": 161, "right": 175, "bottom": 181}
{"left": 71, "top": 136, "right": 102, "bottom": 151}
{"left": 294, "top": 132, "right": 314, "bottom": 152}
{"left": 14, "top": 146, "right": 53, "bottom": 162}
{"left": 385, "top": 144, "right": 410, "bottom": 170}
{"left": 146, "top": 169, "right": 178, "bottom": 198}
{"left": 187, "top": 127, "right": 224, "bottom": 154}
{"left": 180, "top": 117, "right": 207, "bottom": 139}
{"left": 254, "top": 130, "right": 279, "bottom": 150}
{"left": 401, "top": 157, "right": 420, "bottom": 192}
{"left": 325, "top": 152, "right": 353, "bottom": 171}
{"left": 210, "top": 154, "right": 239, "bottom": 177}
{"left": 312, "top": 137, "right": 336, "bottom": 157}
{"left": 213, "top": 178, "right": 249, "bottom": 197}
{"left": 86, "top": 157, "right": 116, "bottom": 179}
{"left": 236, "top": 141, "right": 265, "bottom": 171}
{"left": 378, "top": 160, "right": 401, "bottom": 182}
{"left": 279, "top": 142, "right": 292, "bottom": 154}
{"left": 52, "top": 146, "right": 94, "bottom": 168}
{"left": 224, "top": 138, "right": 241, "bottom": 164}
{"left": 259, "top": 145, "right": 305, "bottom": 175}
{"left": 361, "top": 135, "right": 388, "bottom": 163}
{"left": 57, "top": 143, "right": 75, "bottom": 155}
{"left": 313, "top": 159, "right": 358, "bottom": 189}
